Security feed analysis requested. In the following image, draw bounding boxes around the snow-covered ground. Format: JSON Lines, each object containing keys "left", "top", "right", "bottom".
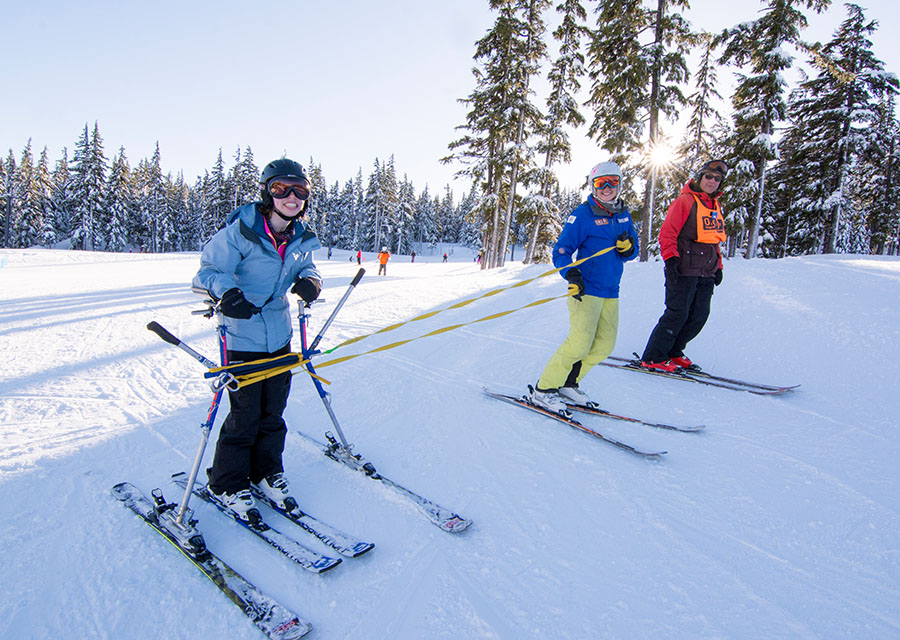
{"left": 1, "top": 246, "right": 898, "bottom": 639}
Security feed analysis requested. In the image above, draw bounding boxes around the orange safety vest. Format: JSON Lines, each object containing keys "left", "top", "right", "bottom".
{"left": 690, "top": 193, "right": 726, "bottom": 244}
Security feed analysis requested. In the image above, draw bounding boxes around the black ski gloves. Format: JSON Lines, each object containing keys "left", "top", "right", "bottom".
{"left": 220, "top": 288, "right": 258, "bottom": 319}
{"left": 714, "top": 269, "right": 723, "bottom": 286}
{"left": 291, "top": 277, "right": 322, "bottom": 303}
{"left": 565, "top": 268, "right": 585, "bottom": 301}
{"left": 664, "top": 257, "right": 679, "bottom": 286}
{"left": 615, "top": 232, "right": 635, "bottom": 258}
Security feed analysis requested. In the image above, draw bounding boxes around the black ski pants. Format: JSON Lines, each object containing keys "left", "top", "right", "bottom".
{"left": 641, "top": 274, "right": 715, "bottom": 364}
{"left": 207, "top": 345, "right": 292, "bottom": 495}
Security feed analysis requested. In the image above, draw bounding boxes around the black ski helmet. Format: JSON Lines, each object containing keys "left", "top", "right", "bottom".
{"left": 260, "top": 158, "right": 308, "bottom": 186}
{"left": 259, "top": 158, "right": 310, "bottom": 216}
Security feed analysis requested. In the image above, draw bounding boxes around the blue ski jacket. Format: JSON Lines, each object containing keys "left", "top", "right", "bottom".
{"left": 193, "top": 203, "right": 322, "bottom": 352}
{"left": 552, "top": 196, "right": 639, "bottom": 299}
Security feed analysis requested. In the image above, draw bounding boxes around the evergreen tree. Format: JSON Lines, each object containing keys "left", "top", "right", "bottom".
{"left": 866, "top": 96, "right": 900, "bottom": 254}
{"left": 525, "top": 0, "right": 588, "bottom": 264}
{"left": 70, "top": 123, "right": 107, "bottom": 250}
{"left": 35, "top": 148, "right": 56, "bottom": 247}
{"left": 585, "top": 0, "right": 691, "bottom": 261}
{"left": 446, "top": 0, "right": 549, "bottom": 269}
{"left": 14, "top": 140, "right": 39, "bottom": 248}
{"left": 719, "top": 0, "right": 830, "bottom": 258}
{"left": 0, "top": 152, "right": 12, "bottom": 248}
{"left": 104, "top": 148, "right": 133, "bottom": 252}
{"left": 229, "top": 146, "right": 258, "bottom": 211}
{"left": 768, "top": 3, "right": 896, "bottom": 255}
{"left": 679, "top": 31, "right": 725, "bottom": 166}
{"left": 206, "top": 150, "right": 231, "bottom": 237}
{"left": 50, "top": 149, "right": 75, "bottom": 244}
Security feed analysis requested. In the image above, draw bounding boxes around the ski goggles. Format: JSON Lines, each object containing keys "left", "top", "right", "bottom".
{"left": 700, "top": 160, "right": 729, "bottom": 178}
{"left": 592, "top": 175, "right": 620, "bottom": 190}
{"left": 268, "top": 179, "right": 311, "bottom": 200}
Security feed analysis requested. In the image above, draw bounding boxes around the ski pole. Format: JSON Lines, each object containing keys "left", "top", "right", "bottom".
{"left": 297, "top": 271, "right": 366, "bottom": 450}
{"left": 306, "top": 268, "right": 365, "bottom": 354}
{"left": 147, "top": 290, "right": 231, "bottom": 526}
{"left": 147, "top": 321, "right": 238, "bottom": 392}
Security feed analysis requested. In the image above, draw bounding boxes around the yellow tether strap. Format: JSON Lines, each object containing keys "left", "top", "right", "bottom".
{"left": 323, "top": 244, "right": 616, "bottom": 354}
{"left": 310, "top": 290, "right": 576, "bottom": 371}
{"left": 214, "top": 244, "right": 616, "bottom": 388}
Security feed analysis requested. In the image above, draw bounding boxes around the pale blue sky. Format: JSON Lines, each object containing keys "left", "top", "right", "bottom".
{"left": 3, "top": 1, "right": 898, "bottom": 195}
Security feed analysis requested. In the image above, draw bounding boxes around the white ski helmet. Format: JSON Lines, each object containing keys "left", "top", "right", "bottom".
{"left": 589, "top": 161, "right": 623, "bottom": 185}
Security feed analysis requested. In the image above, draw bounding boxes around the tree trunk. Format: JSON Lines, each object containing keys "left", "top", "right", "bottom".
{"left": 745, "top": 159, "right": 767, "bottom": 259}
{"left": 498, "top": 113, "right": 526, "bottom": 268}
{"left": 641, "top": 0, "right": 666, "bottom": 262}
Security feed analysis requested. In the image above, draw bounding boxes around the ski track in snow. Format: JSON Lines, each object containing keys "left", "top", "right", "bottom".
{"left": 2, "top": 248, "right": 900, "bottom": 639}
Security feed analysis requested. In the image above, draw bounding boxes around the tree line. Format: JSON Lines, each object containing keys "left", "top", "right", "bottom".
{"left": 0, "top": 121, "right": 583, "bottom": 256}
{"left": 446, "top": 0, "right": 900, "bottom": 267}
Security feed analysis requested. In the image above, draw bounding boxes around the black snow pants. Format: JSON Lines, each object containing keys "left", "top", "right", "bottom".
{"left": 641, "top": 274, "right": 715, "bottom": 364}
{"left": 207, "top": 344, "right": 292, "bottom": 495}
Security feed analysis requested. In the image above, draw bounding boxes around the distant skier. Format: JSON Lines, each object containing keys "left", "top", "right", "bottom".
{"left": 193, "top": 157, "right": 322, "bottom": 520}
{"left": 377, "top": 247, "right": 390, "bottom": 275}
{"left": 357, "top": 250, "right": 362, "bottom": 265}
{"left": 639, "top": 159, "right": 728, "bottom": 373}
{"left": 442, "top": 253, "right": 448, "bottom": 263}
{"left": 529, "top": 161, "right": 638, "bottom": 413}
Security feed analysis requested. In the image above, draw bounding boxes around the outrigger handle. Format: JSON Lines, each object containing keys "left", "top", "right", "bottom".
{"left": 147, "top": 321, "right": 181, "bottom": 346}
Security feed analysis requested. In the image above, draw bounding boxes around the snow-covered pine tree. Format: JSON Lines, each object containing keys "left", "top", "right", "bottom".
{"left": 818, "top": 3, "right": 898, "bottom": 253}
{"left": 13, "top": 140, "right": 39, "bottom": 248}
{"left": 865, "top": 95, "right": 900, "bottom": 254}
{"left": 229, "top": 147, "right": 258, "bottom": 212}
{"left": 585, "top": 0, "right": 691, "bottom": 261}
{"left": 679, "top": 31, "right": 725, "bottom": 168}
{"left": 305, "top": 160, "right": 327, "bottom": 236}
{"left": 767, "top": 3, "right": 896, "bottom": 255}
{"left": 361, "top": 159, "right": 382, "bottom": 251}
{"left": 70, "top": 123, "right": 107, "bottom": 251}
{"left": 415, "top": 185, "right": 439, "bottom": 250}
{"left": 103, "top": 148, "right": 132, "bottom": 252}
{"left": 35, "top": 148, "right": 56, "bottom": 248}
{"left": 50, "top": 149, "right": 75, "bottom": 245}
{"left": 395, "top": 177, "right": 417, "bottom": 254}
{"left": 446, "top": 0, "right": 548, "bottom": 269}
{"left": 206, "top": 150, "right": 231, "bottom": 238}
{"left": 0, "top": 152, "right": 12, "bottom": 248}
{"left": 719, "top": 0, "right": 830, "bottom": 259}
{"left": 143, "top": 144, "right": 170, "bottom": 252}
{"left": 380, "top": 156, "right": 400, "bottom": 251}
{"left": 524, "top": 0, "right": 588, "bottom": 264}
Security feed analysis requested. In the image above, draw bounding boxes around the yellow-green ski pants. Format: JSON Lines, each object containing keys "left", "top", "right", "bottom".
{"left": 537, "top": 295, "right": 619, "bottom": 390}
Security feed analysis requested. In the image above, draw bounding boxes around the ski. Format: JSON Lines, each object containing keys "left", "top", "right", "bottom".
{"left": 296, "top": 430, "right": 473, "bottom": 534}
{"left": 484, "top": 388, "right": 667, "bottom": 458}
{"left": 249, "top": 486, "right": 375, "bottom": 558}
{"left": 112, "top": 482, "right": 312, "bottom": 639}
{"left": 564, "top": 402, "right": 705, "bottom": 432}
{"left": 601, "top": 355, "right": 799, "bottom": 395}
{"left": 171, "top": 472, "right": 342, "bottom": 574}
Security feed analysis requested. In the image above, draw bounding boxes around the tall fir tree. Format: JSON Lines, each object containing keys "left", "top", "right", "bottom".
{"left": 35, "top": 148, "right": 56, "bottom": 247}
{"left": 719, "top": 0, "right": 830, "bottom": 258}
{"left": 104, "top": 148, "right": 133, "bottom": 252}
{"left": 447, "top": 0, "right": 549, "bottom": 269}
{"left": 525, "top": 0, "right": 588, "bottom": 264}
{"left": 585, "top": 0, "right": 691, "bottom": 260}
{"left": 70, "top": 123, "right": 107, "bottom": 250}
